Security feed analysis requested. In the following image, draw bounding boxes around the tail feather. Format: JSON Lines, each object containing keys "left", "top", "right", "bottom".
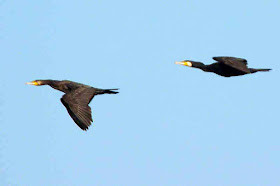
{"left": 104, "top": 89, "right": 119, "bottom": 94}
{"left": 96, "top": 88, "right": 119, "bottom": 95}
{"left": 250, "top": 68, "right": 271, "bottom": 73}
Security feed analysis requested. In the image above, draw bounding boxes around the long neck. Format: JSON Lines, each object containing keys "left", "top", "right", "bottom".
{"left": 39, "top": 80, "right": 55, "bottom": 85}
{"left": 192, "top": 62, "right": 209, "bottom": 72}
{"left": 40, "top": 80, "right": 66, "bottom": 92}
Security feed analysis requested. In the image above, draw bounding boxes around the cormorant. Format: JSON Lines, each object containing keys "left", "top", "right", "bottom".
{"left": 175, "top": 56, "right": 271, "bottom": 77}
{"left": 26, "top": 79, "right": 119, "bottom": 131}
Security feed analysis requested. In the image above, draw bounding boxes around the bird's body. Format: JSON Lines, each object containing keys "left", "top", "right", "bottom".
{"left": 175, "top": 56, "right": 271, "bottom": 77}
{"left": 26, "top": 79, "right": 118, "bottom": 131}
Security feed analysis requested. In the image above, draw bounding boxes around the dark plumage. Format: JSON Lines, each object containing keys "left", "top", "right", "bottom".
{"left": 175, "top": 56, "right": 271, "bottom": 77}
{"left": 26, "top": 79, "right": 118, "bottom": 131}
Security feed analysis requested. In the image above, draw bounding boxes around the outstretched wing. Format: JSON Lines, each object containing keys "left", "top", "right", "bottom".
{"left": 60, "top": 87, "right": 96, "bottom": 130}
{"left": 213, "top": 56, "right": 250, "bottom": 73}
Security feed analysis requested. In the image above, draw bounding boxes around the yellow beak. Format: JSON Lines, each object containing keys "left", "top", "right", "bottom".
{"left": 175, "top": 61, "right": 192, "bottom": 67}
{"left": 25, "top": 81, "right": 39, "bottom": 86}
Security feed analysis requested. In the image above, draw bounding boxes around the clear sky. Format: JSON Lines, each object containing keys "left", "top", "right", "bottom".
{"left": 1, "top": 0, "right": 280, "bottom": 185}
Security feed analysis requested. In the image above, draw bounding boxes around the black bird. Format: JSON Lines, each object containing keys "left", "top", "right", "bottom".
{"left": 175, "top": 56, "right": 271, "bottom": 77}
{"left": 26, "top": 79, "right": 118, "bottom": 131}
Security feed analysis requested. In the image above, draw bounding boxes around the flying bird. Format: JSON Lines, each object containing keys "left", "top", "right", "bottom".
{"left": 26, "top": 79, "right": 119, "bottom": 131}
{"left": 175, "top": 56, "right": 271, "bottom": 77}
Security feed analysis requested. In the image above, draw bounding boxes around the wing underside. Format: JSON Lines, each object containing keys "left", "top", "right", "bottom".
{"left": 60, "top": 87, "right": 96, "bottom": 130}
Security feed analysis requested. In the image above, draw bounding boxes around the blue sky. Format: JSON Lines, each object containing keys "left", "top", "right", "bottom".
{"left": 1, "top": 0, "right": 280, "bottom": 185}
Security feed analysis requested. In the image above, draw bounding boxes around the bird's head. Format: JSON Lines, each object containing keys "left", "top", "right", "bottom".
{"left": 25, "top": 80, "right": 46, "bottom": 86}
{"left": 175, "top": 60, "right": 205, "bottom": 68}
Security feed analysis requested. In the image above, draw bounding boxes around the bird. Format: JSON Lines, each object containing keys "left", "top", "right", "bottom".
{"left": 175, "top": 56, "right": 271, "bottom": 77}
{"left": 26, "top": 79, "right": 119, "bottom": 131}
